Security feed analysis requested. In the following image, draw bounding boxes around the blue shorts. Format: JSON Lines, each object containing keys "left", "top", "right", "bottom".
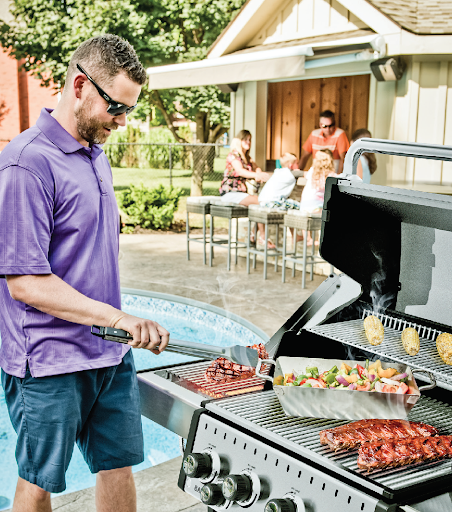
{"left": 1, "top": 349, "right": 144, "bottom": 493}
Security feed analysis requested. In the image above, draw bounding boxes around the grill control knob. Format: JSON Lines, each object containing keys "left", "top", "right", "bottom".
{"left": 200, "top": 483, "right": 224, "bottom": 506}
{"left": 183, "top": 453, "right": 212, "bottom": 479}
{"left": 222, "top": 474, "right": 252, "bottom": 502}
{"left": 265, "top": 498, "right": 297, "bottom": 512}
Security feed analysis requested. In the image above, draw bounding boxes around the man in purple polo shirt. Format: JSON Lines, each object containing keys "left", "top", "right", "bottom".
{"left": 0, "top": 35, "right": 169, "bottom": 512}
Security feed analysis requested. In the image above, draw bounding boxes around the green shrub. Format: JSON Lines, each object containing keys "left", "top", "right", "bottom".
{"left": 138, "top": 127, "right": 184, "bottom": 169}
{"left": 116, "top": 184, "right": 182, "bottom": 230}
{"left": 103, "top": 130, "right": 128, "bottom": 167}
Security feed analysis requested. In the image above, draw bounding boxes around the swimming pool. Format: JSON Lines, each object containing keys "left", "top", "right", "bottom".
{"left": 0, "top": 289, "right": 268, "bottom": 510}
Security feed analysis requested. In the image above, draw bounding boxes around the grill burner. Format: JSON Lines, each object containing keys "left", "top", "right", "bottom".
{"left": 166, "top": 360, "right": 266, "bottom": 399}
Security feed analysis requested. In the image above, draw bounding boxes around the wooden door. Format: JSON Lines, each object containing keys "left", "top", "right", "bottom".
{"left": 267, "top": 75, "right": 370, "bottom": 161}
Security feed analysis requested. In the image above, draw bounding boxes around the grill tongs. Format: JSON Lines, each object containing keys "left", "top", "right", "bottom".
{"left": 91, "top": 325, "right": 260, "bottom": 367}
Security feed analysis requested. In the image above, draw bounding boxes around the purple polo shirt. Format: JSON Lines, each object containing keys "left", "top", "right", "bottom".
{"left": 0, "top": 108, "right": 129, "bottom": 378}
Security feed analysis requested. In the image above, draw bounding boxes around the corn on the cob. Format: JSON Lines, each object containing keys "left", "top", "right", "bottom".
{"left": 436, "top": 332, "right": 452, "bottom": 365}
{"left": 363, "top": 315, "right": 384, "bottom": 346}
{"left": 401, "top": 327, "right": 420, "bottom": 356}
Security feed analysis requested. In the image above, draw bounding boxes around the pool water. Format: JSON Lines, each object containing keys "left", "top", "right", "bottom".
{"left": 0, "top": 293, "right": 266, "bottom": 510}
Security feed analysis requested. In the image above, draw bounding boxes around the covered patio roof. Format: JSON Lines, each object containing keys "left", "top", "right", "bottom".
{"left": 147, "top": 32, "right": 385, "bottom": 90}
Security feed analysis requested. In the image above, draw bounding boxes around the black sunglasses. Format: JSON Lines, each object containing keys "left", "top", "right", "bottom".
{"left": 320, "top": 122, "right": 335, "bottom": 129}
{"left": 76, "top": 64, "right": 137, "bottom": 116}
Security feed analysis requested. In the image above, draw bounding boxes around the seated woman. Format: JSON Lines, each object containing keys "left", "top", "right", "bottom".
{"left": 219, "top": 130, "right": 273, "bottom": 247}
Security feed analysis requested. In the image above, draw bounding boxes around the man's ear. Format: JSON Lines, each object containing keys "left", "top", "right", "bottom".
{"left": 73, "top": 74, "right": 86, "bottom": 99}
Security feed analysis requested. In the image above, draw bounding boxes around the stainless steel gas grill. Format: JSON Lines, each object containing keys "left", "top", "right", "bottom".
{"left": 138, "top": 140, "right": 452, "bottom": 512}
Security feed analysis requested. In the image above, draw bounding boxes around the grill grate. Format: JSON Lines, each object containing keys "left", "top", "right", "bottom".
{"left": 305, "top": 311, "right": 452, "bottom": 385}
{"left": 167, "top": 361, "right": 265, "bottom": 399}
{"left": 208, "top": 390, "right": 452, "bottom": 492}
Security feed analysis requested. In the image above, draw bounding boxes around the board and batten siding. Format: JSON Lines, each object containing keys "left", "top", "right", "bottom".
{"left": 266, "top": 75, "right": 370, "bottom": 162}
{"left": 370, "top": 57, "right": 452, "bottom": 187}
{"left": 248, "top": 0, "right": 367, "bottom": 47}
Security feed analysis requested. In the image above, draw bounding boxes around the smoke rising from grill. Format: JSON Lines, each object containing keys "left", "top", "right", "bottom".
{"left": 370, "top": 251, "right": 395, "bottom": 313}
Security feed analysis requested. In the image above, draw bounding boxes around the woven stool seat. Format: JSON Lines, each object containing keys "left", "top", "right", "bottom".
{"left": 209, "top": 204, "right": 249, "bottom": 219}
{"left": 284, "top": 211, "right": 322, "bottom": 231}
{"left": 248, "top": 205, "right": 286, "bottom": 224}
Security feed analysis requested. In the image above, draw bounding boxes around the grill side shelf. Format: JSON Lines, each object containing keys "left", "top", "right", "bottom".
{"left": 305, "top": 314, "right": 452, "bottom": 389}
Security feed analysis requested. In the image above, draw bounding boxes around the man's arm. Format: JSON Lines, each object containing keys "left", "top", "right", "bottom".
{"left": 6, "top": 274, "right": 169, "bottom": 353}
{"left": 298, "top": 149, "right": 311, "bottom": 170}
{"left": 338, "top": 152, "right": 347, "bottom": 174}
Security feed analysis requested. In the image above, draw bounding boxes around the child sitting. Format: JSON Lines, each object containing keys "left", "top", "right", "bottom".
{"left": 300, "top": 149, "right": 337, "bottom": 214}
{"left": 258, "top": 152, "right": 303, "bottom": 209}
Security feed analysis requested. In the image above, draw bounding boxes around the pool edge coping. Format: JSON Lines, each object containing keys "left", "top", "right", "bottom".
{"left": 121, "top": 287, "right": 270, "bottom": 343}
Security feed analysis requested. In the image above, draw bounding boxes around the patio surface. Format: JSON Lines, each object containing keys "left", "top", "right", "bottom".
{"left": 5, "top": 232, "right": 326, "bottom": 512}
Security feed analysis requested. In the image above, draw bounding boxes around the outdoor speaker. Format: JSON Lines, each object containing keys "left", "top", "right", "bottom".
{"left": 370, "top": 57, "right": 406, "bottom": 81}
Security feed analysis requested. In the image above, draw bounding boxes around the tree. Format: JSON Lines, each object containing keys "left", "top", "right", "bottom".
{"left": 0, "top": 0, "right": 246, "bottom": 193}
{"left": 0, "top": 99, "right": 9, "bottom": 126}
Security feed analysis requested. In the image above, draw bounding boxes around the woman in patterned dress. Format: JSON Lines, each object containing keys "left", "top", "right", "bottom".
{"left": 219, "top": 130, "right": 273, "bottom": 247}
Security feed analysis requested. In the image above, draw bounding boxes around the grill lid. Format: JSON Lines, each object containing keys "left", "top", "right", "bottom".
{"left": 321, "top": 176, "right": 452, "bottom": 329}
{"left": 321, "top": 141, "right": 452, "bottom": 329}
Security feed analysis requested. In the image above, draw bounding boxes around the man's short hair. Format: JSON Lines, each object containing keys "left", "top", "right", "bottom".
{"left": 319, "top": 110, "right": 335, "bottom": 122}
{"left": 66, "top": 34, "right": 147, "bottom": 87}
{"left": 279, "top": 152, "right": 298, "bottom": 168}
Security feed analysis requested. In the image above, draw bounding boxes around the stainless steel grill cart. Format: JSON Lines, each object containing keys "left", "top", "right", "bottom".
{"left": 138, "top": 139, "right": 452, "bottom": 512}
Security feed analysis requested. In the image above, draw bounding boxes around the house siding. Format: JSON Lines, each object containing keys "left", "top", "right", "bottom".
{"left": 372, "top": 57, "right": 452, "bottom": 186}
{"left": 0, "top": 48, "right": 58, "bottom": 150}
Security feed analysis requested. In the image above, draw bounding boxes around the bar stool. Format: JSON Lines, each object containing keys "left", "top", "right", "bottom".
{"left": 186, "top": 196, "right": 217, "bottom": 265}
{"left": 209, "top": 201, "right": 248, "bottom": 271}
{"left": 282, "top": 211, "right": 332, "bottom": 288}
{"left": 246, "top": 205, "right": 286, "bottom": 280}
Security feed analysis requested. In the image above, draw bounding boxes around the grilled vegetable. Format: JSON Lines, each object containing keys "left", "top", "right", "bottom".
{"left": 378, "top": 367, "right": 398, "bottom": 379}
{"left": 273, "top": 375, "right": 284, "bottom": 386}
{"left": 401, "top": 327, "right": 420, "bottom": 356}
{"left": 436, "top": 332, "right": 452, "bottom": 365}
{"left": 363, "top": 315, "right": 384, "bottom": 346}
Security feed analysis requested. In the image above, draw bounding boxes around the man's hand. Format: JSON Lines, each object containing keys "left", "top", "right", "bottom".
{"left": 112, "top": 314, "right": 170, "bottom": 355}
{"left": 298, "top": 149, "right": 311, "bottom": 171}
{"left": 338, "top": 152, "right": 347, "bottom": 173}
{"left": 6, "top": 274, "right": 170, "bottom": 355}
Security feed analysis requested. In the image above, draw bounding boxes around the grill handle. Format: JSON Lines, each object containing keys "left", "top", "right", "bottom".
{"left": 411, "top": 369, "right": 437, "bottom": 392}
{"left": 255, "top": 358, "right": 276, "bottom": 382}
{"left": 344, "top": 138, "right": 452, "bottom": 175}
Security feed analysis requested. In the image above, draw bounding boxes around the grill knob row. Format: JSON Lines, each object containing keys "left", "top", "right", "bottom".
{"left": 265, "top": 498, "right": 297, "bottom": 512}
{"left": 222, "top": 474, "right": 252, "bottom": 502}
{"left": 183, "top": 452, "right": 212, "bottom": 479}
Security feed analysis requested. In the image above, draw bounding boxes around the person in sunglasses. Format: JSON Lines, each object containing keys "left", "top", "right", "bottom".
{"left": 298, "top": 109, "right": 350, "bottom": 174}
{"left": 0, "top": 35, "right": 170, "bottom": 512}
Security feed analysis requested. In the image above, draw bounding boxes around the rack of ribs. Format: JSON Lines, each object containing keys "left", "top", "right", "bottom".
{"left": 205, "top": 343, "right": 269, "bottom": 384}
{"left": 320, "top": 419, "right": 438, "bottom": 451}
{"left": 357, "top": 435, "right": 452, "bottom": 471}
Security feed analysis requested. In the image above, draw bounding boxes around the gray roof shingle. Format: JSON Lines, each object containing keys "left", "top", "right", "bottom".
{"left": 368, "top": 0, "right": 452, "bottom": 34}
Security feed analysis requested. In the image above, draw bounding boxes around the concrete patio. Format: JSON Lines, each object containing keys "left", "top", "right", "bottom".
{"left": 5, "top": 232, "right": 326, "bottom": 512}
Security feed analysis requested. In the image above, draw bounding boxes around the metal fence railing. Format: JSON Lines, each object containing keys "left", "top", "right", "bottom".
{"left": 104, "top": 142, "right": 227, "bottom": 197}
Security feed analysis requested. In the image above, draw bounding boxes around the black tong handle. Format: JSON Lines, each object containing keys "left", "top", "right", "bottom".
{"left": 91, "top": 325, "right": 133, "bottom": 344}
